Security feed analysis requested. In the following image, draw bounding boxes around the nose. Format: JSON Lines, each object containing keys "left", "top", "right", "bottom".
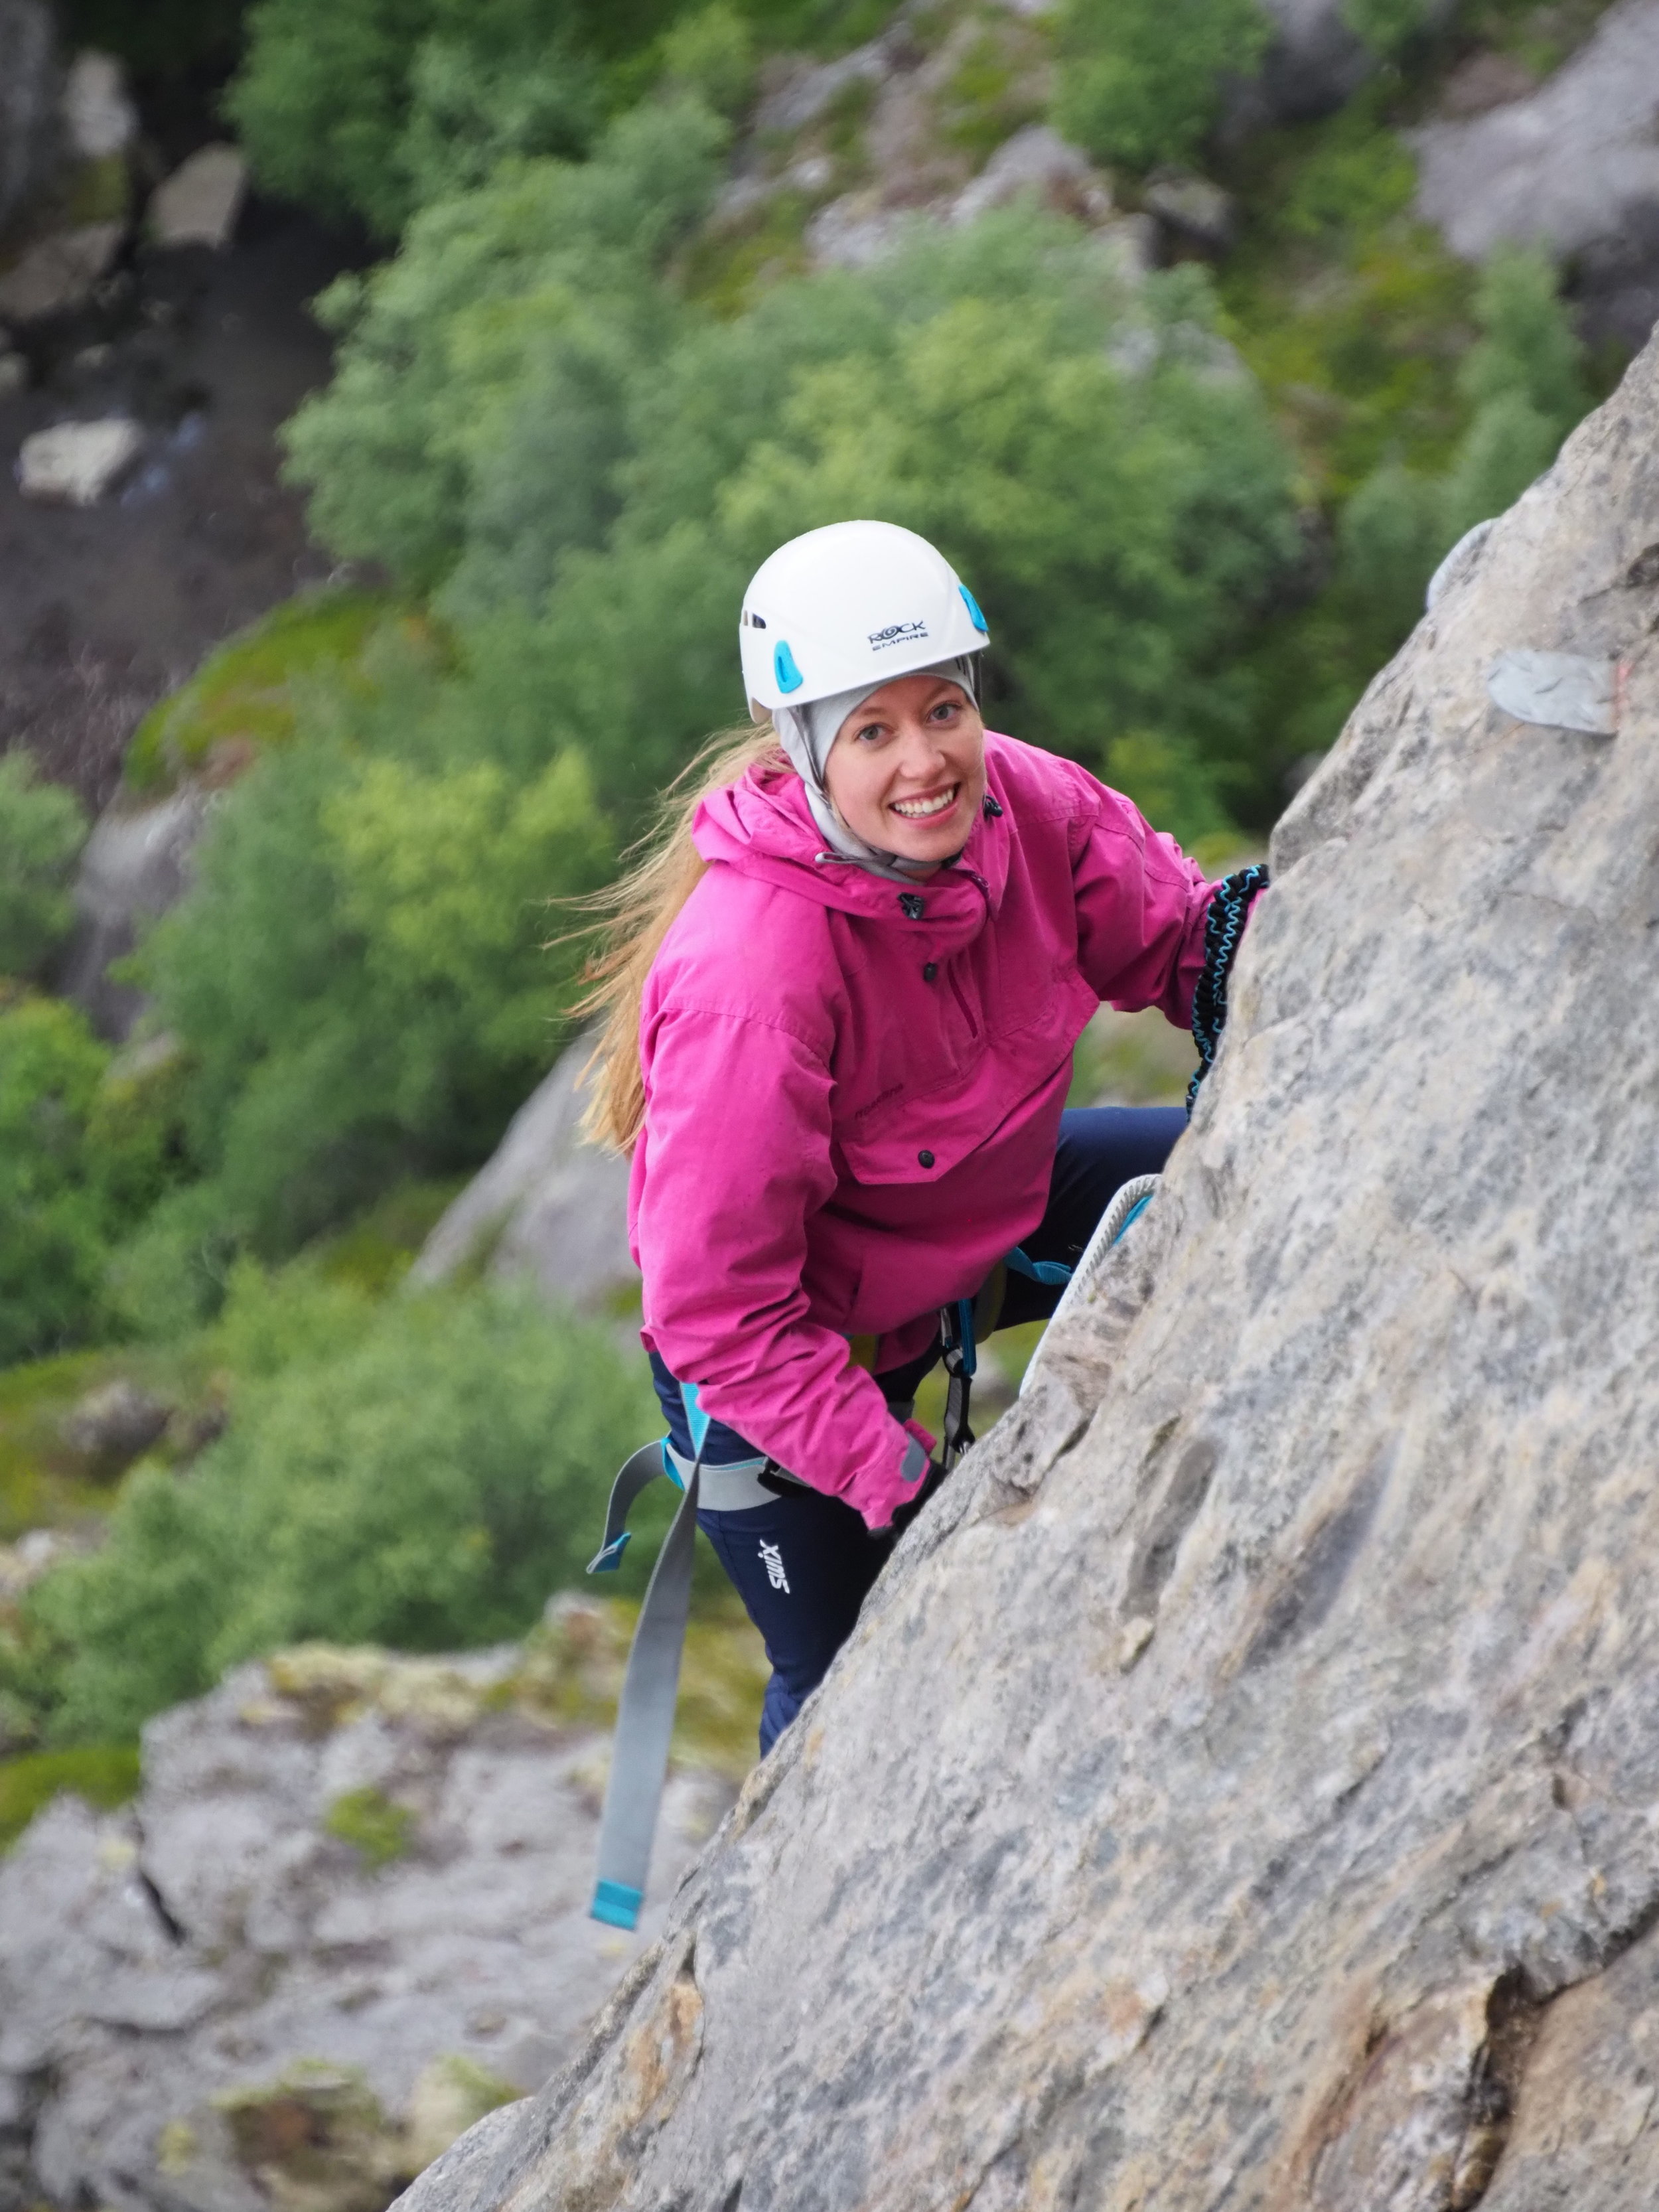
{"left": 892, "top": 716, "right": 952, "bottom": 783}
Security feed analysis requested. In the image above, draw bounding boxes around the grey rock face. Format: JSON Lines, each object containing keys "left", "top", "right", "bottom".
{"left": 0, "top": 1620, "right": 734, "bottom": 2210}
{"left": 147, "top": 145, "right": 248, "bottom": 252}
{"left": 60, "top": 49, "right": 135, "bottom": 163}
{"left": 16, "top": 412, "right": 141, "bottom": 502}
{"left": 410, "top": 1034, "right": 638, "bottom": 1313}
{"left": 0, "top": 220, "right": 123, "bottom": 322}
{"left": 400, "top": 334, "right": 1659, "bottom": 2210}
{"left": 1411, "top": 0, "right": 1659, "bottom": 346}
{"left": 0, "top": 0, "right": 57, "bottom": 237}
{"left": 55, "top": 783, "right": 208, "bottom": 1038}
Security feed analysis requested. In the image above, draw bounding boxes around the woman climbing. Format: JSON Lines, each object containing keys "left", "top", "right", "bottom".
{"left": 581, "top": 520, "right": 1266, "bottom": 1761}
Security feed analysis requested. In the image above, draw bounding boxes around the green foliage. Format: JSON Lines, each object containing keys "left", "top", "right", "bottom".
{"left": 118, "top": 670, "right": 613, "bottom": 1297}
{"left": 1334, "top": 247, "right": 1592, "bottom": 654}
{"left": 1052, "top": 0, "right": 1271, "bottom": 171}
{"left": 227, "top": 0, "right": 614, "bottom": 235}
{"left": 0, "top": 1743, "right": 140, "bottom": 1851}
{"left": 1460, "top": 244, "right": 1592, "bottom": 427}
{"left": 283, "top": 98, "right": 727, "bottom": 595}
{"left": 293, "top": 179, "right": 1299, "bottom": 833}
{"left": 1341, "top": 0, "right": 1429, "bottom": 58}
{"left": 124, "top": 591, "right": 394, "bottom": 798}
{"left": 0, "top": 756, "right": 88, "bottom": 982}
{"left": 1218, "top": 76, "right": 1611, "bottom": 777}
{"left": 660, "top": 3, "right": 757, "bottom": 117}
{"left": 0, "top": 999, "right": 115, "bottom": 1367}
{"left": 23, "top": 1278, "right": 656, "bottom": 1744}
{"left": 323, "top": 1785, "right": 416, "bottom": 1866}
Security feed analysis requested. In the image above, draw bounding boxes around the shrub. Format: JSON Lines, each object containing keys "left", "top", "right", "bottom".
{"left": 226, "top": 0, "right": 614, "bottom": 235}
{"left": 1342, "top": 0, "right": 1431, "bottom": 58}
{"left": 282, "top": 96, "right": 727, "bottom": 593}
{"left": 26, "top": 1278, "right": 657, "bottom": 1743}
{"left": 1051, "top": 0, "right": 1271, "bottom": 173}
{"left": 660, "top": 1, "right": 756, "bottom": 117}
{"left": 0, "top": 1744, "right": 141, "bottom": 1850}
{"left": 0, "top": 998, "right": 112, "bottom": 1366}
{"left": 1336, "top": 248, "right": 1593, "bottom": 646}
{"left": 292, "top": 188, "right": 1299, "bottom": 832}
{"left": 121, "top": 701, "right": 613, "bottom": 1286}
{"left": 0, "top": 756, "right": 88, "bottom": 982}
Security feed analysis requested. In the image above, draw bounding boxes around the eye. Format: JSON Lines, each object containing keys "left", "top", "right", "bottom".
{"left": 855, "top": 722, "right": 886, "bottom": 744}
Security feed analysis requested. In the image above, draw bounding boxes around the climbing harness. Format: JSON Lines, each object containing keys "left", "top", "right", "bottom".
{"left": 587, "top": 1382, "right": 824, "bottom": 1929}
{"left": 1188, "top": 866, "right": 1269, "bottom": 1112}
{"left": 586, "top": 1180, "right": 1167, "bottom": 1927}
{"left": 586, "top": 1415, "right": 703, "bottom": 1932}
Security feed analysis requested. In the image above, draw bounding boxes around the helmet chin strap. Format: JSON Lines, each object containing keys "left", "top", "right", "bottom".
{"left": 772, "top": 656, "right": 982, "bottom": 883}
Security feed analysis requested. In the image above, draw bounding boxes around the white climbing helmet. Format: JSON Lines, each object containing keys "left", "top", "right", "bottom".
{"left": 739, "top": 520, "right": 990, "bottom": 717}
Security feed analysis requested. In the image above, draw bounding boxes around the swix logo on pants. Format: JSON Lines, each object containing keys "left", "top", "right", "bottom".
{"left": 758, "top": 1538, "right": 791, "bottom": 1593}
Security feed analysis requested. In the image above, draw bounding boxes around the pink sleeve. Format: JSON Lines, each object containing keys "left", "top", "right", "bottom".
{"left": 1068, "top": 780, "right": 1217, "bottom": 1029}
{"left": 634, "top": 1003, "right": 926, "bottom": 1530}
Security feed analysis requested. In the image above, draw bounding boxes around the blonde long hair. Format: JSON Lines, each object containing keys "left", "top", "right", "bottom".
{"left": 571, "top": 725, "right": 790, "bottom": 1151}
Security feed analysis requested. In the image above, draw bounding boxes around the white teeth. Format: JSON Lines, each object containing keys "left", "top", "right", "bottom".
{"left": 891, "top": 787, "right": 958, "bottom": 820}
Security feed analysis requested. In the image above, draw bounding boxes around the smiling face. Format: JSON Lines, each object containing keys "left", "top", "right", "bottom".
{"left": 821, "top": 673, "right": 987, "bottom": 869}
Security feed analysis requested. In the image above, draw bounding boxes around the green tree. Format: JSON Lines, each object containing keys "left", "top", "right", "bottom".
{"left": 659, "top": 1, "right": 756, "bottom": 116}
{"left": 282, "top": 96, "right": 727, "bottom": 591}
{"left": 117, "top": 660, "right": 613, "bottom": 1309}
{"left": 0, "top": 999, "right": 188, "bottom": 1365}
{"left": 1052, "top": 0, "right": 1271, "bottom": 172}
{"left": 1439, "top": 245, "right": 1591, "bottom": 542}
{"left": 517, "top": 231, "right": 1294, "bottom": 822}
{"left": 27, "top": 1279, "right": 655, "bottom": 1741}
{"left": 1335, "top": 248, "right": 1592, "bottom": 672}
{"left": 226, "top": 0, "right": 611, "bottom": 235}
{"left": 0, "top": 755, "right": 88, "bottom": 982}
{"left": 1341, "top": 0, "right": 1430, "bottom": 58}
{"left": 0, "top": 997, "right": 111, "bottom": 1364}
{"left": 293, "top": 191, "right": 1298, "bottom": 830}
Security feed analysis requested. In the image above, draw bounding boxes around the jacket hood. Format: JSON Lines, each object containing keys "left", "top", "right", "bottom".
{"left": 692, "top": 738, "right": 1013, "bottom": 925}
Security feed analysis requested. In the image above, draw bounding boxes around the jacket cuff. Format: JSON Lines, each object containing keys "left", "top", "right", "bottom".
{"left": 847, "top": 1418, "right": 936, "bottom": 1533}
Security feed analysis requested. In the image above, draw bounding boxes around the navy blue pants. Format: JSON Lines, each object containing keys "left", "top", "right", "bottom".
{"left": 651, "top": 1105, "right": 1184, "bottom": 1752}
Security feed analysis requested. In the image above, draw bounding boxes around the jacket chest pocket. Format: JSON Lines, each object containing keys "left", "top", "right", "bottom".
{"left": 833, "top": 953, "right": 983, "bottom": 1110}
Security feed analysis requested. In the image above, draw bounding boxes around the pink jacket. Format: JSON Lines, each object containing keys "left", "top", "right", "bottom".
{"left": 628, "top": 732, "right": 1217, "bottom": 1528}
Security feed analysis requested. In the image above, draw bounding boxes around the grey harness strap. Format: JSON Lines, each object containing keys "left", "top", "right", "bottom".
{"left": 587, "top": 1384, "right": 797, "bottom": 1929}
{"left": 587, "top": 1437, "right": 701, "bottom": 1930}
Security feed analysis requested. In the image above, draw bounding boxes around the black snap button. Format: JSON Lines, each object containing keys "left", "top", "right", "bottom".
{"left": 922, "top": 961, "right": 938, "bottom": 981}
{"left": 898, "top": 892, "right": 926, "bottom": 920}
{"left": 918, "top": 1149, "right": 935, "bottom": 1167}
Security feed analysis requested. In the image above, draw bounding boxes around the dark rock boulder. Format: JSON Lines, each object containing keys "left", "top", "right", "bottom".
{"left": 0, "top": 1, "right": 57, "bottom": 240}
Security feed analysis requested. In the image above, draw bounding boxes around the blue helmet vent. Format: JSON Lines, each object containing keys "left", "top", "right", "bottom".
{"left": 959, "top": 585, "right": 989, "bottom": 635}
{"left": 774, "top": 640, "right": 805, "bottom": 693}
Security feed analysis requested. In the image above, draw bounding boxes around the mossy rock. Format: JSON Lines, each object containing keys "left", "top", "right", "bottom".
{"left": 0, "top": 1343, "right": 226, "bottom": 1544}
{"left": 123, "top": 590, "right": 400, "bottom": 798}
{"left": 217, "top": 2061, "right": 401, "bottom": 2212}
{"left": 0, "top": 1741, "right": 140, "bottom": 1851}
{"left": 323, "top": 1785, "right": 418, "bottom": 1870}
